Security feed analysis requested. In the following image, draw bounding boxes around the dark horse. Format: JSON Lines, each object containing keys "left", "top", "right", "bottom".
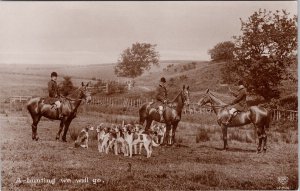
{"left": 27, "top": 82, "right": 92, "bottom": 142}
{"left": 198, "top": 89, "right": 271, "bottom": 153}
{"left": 139, "top": 85, "right": 190, "bottom": 145}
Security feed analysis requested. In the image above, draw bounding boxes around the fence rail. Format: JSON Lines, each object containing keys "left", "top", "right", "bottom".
{"left": 5, "top": 96, "right": 298, "bottom": 121}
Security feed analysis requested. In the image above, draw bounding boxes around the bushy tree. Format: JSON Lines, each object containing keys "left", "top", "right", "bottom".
{"left": 208, "top": 41, "right": 235, "bottom": 62}
{"left": 114, "top": 42, "right": 160, "bottom": 79}
{"left": 222, "top": 9, "right": 297, "bottom": 100}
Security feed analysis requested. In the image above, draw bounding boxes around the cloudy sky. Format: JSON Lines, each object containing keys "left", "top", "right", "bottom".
{"left": 0, "top": 1, "right": 297, "bottom": 65}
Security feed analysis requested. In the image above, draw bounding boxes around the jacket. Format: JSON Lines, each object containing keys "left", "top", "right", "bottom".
{"left": 48, "top": 80, "right": 60, "bottom": 98}
{"left": 156, "top": 83, "right": 167, "bottom": 103}
{"left": 230, "top": 86, "right": 247, "bottom": 111}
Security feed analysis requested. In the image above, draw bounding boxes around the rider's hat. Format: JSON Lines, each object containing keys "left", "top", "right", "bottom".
{"left": 160, "top": 77, "right": 166, "bottom": 83}
{"left": 238, "top": 80, "right": 243, "bottom": 86}
{"left": 51, "top": 72, "right": 58, "bottom": 77}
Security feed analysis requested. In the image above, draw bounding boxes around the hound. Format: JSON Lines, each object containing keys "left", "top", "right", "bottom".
{"left": 96, "top": 123, "right": 107, "bottom": 153}
{"left": 122, "top": 124, "right": 136, "bottom": 157}
{"left": 132, "top": 124, "right": 160, "bottom": 158}
{"left": 151, "top": 123, "right": 166, "bottom": 144}
{"left": 74, "top": 125, "right": 94, "bottom": 149}
{"left": 111, "top": 124, "right": 127, "bottom": 156}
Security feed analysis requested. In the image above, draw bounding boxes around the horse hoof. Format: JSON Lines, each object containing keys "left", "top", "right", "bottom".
{"left": 62, "top": 139, "right": 67, "bottom": 142}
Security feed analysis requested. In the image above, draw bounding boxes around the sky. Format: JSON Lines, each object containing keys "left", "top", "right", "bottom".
{"left": 0, "top": 1, "right": 297, "bottom": 65}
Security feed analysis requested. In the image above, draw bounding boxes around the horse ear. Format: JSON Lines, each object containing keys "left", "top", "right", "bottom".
{"left": 82, "top": 82, "right": 84, "bottom": 86}
{"left": 206, "top": 89, "right": 209, "bottom": 93}
{"left": 187, "top": 86, "right": 190, "bottom": 90}
{"left": 183, "top": 85, "right": 185, "bottom": 90}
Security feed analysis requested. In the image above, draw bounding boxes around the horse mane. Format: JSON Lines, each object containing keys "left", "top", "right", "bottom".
{"left": 171, "top": 90, "right": 182, "bottom": 103}
{"left": 64, "top": 87, "right": 82, "bottom": 100}
{"left": 207, "top": 91, "right": 227, "bottom": 106}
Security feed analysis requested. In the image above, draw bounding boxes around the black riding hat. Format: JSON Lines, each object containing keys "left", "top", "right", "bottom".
{"left": 51, "top": 72, "right": 58, "bottom": 77}
{"left": 238, "top": 80, "right": 243, "bottom": 85}
{"left": 160, "top": 77, "right": 166, "bottom": 83}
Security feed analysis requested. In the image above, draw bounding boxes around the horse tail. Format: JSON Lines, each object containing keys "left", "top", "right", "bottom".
{"left": 139, "top": 103, "right": 148, "bottom": 125}
{"left": 26, "top": 97, "right": 41, "bottom": 119}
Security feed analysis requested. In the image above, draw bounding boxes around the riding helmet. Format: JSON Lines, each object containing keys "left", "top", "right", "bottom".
{"left": 160, "top": 77, "right": 166, "bottom": 83}
{"left": 51, "top": 72, "right": 58, "bottom": 77}
{"left": 238, "top": 80, "right": 243, "bottom": 85}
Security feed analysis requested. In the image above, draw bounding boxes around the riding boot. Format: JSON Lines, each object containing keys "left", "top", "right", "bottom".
{"left": 224, "top": 114, "right": 233, "bottom": 125}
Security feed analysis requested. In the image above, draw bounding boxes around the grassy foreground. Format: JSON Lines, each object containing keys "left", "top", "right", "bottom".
{"left": 0, "top": 111, "right": 298, "bottom": 190}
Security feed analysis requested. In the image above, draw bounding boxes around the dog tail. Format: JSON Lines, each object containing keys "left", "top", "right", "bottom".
{"left": 152, "top": 140, "right": 160, "bottom": 147}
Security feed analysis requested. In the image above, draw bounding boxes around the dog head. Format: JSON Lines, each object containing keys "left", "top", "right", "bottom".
{"left": 134, "top": 124, "right": 144, "bottom": 132}
{"left": 123, "top": 124, "right": 134, "bottom": 134}
{"left": 96, "top": 123, "right": 104, "bottom": 133}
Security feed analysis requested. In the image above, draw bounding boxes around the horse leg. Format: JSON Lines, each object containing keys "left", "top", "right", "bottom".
{"left": 256, "top": 126, "right": 263, "bottom": 153}
{"left": 62, "top": 119, "right": 72, "bottom": 142}
{"left": 164, "top": 124, "right": 172, "bottom": 146}
{"left": 56, "top": 119, "right": 64, "bottom": 141}
{"left": 145, "top": 119, "right": 152, "bottom": 132}
{"left": 171, "top": 122, "right": 179, "bottom": 146}
{"left": 31, "top": 115, "right": 41, "bottom": 141}
{"left": 221, "top": 125, "right": 228, "bottom": 150}
{"left": 262, "top": 128, "right": 267, "bottom": 153}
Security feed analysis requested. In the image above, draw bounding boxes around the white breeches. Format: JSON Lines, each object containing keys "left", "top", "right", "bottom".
{"left": 158, "top": 106, "right": 163, "bottom": 114}
{"left": 55, "top": 101, "right": 61, "bottom": 108}
{"left": 229, "top": 108, "right": 237, "bottom": 115}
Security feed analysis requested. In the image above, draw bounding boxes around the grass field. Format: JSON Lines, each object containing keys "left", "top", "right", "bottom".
{"left": 0, "top": 110, "right": 298, "bottom": 190}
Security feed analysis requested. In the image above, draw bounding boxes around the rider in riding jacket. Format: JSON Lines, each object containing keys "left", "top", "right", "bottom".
{"left": 156, "top": 77, "right": 168, "bottom": 122}
{"left": 48, "top": 72, "right": 63, "bottom": 119}
{"left": 225, "top": 80, "right": 247, "bottom": 125}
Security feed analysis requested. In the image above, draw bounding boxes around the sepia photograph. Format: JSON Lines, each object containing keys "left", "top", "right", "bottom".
{"left": 0, "top": 1, "right": 298, "bottom": 190}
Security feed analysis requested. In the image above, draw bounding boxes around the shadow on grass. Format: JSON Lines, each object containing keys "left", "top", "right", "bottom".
{"left": 197, "top": 145, "right": 256, "bottom": 153}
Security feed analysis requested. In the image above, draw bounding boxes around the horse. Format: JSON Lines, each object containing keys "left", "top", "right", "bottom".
{"left": 139, "top": 85, "right": 190, "bottom": 146}
{"left": 198, "top": 89, "right": 271, "bottom": 153}
{"left": 27, "top": 82, "right": 92, "bottom": 142}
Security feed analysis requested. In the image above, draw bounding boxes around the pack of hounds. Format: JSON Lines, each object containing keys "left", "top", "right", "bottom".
{"left": 74, "top": 122, "right": 166, "bottom": 158}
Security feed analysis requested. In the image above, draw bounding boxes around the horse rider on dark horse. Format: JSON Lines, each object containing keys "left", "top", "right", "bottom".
{"left": 155, "top": 77, "right": 180, "bottom": 122}
{"left": 47, "top": 72, "right": 63, "bottom": 119}
{"left": 225, "top": 80, "right": 247, "bottom": 125}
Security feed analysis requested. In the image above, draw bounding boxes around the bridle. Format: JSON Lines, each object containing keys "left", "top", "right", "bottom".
{"left": 61, "top": 87, "right": 90, "bottom": 102}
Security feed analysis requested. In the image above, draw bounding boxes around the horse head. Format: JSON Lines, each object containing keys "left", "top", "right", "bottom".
{"left": 80, "top": 82, "right": 92, "bottom": 103}
{"left": 182, "top": 85, "right": 190, "bottom": 106}
{"left": 198, "top": 89, "right": 212, "bottom": 106}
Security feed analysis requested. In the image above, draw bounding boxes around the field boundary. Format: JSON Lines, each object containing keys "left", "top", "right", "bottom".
{"left": 5, "top": 96, "right": 298, "bottom": 121}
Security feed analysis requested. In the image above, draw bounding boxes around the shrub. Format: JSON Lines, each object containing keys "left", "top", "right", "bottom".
{"left": 196, "top": 129, "right": 210, "bottom": 143}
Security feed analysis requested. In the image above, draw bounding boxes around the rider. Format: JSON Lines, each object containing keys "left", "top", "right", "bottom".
{"left": 48, "top": 72, "right": 63, "bottom": 119}
{"left": 225, "top": 80, "right": 247, "bottom": 125}
{"left": 156, "top": 77, "right": 168, "bottom": 122}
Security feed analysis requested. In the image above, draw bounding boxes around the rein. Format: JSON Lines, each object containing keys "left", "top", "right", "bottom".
{"left": 60, "top": 87, "right": 84, "bottom": 102}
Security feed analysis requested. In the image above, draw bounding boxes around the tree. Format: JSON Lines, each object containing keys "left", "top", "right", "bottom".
{"left": 114, "top": 42, "right": 160, "bottom": 79}
{"left": 208, "top": 41, "right": 235, "bottom": 62}
{"left": 60, "top": 76, "right": 75, "bottom": 96}
{"left": 222, "top": 9, "right": 297, "bottom": 100}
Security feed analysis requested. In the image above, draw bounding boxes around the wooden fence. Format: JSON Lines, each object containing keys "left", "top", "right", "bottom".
{"left": 5, "top": 96, "right": 298, "bottom": 121}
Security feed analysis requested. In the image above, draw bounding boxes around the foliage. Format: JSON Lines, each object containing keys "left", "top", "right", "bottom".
{"left": 208, "top": 41, "right": 235, "bottom": 62}
{"left": 107, "top": 81, "right": 127, "bottom": 95}
{"left": 60, "top": 76, "right": 75, "bottom": 96}
{"left": 114, "top": 42, "right": 160, "bottom": 79}
{"left": 221, "top": 9, "right": 297, "bottom": 100}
